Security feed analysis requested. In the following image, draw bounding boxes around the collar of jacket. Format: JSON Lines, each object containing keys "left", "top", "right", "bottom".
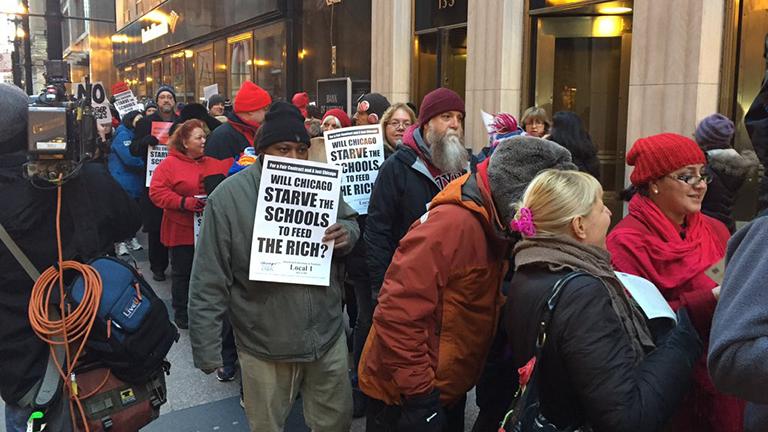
{"left": 227, "top": 112, "right": 258, "bottom": 146}
{"left": 430, "top": 159, "right": 510, "bottom": 244}
{"left": 168, "top": 147, "right": 205, "bottom": 163}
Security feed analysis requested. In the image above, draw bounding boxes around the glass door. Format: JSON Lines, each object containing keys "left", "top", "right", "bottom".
{"left": 413, "top": 26, "right": 467, "bottom": 107}
{"left": 196, "top": 44, "right": 215, "bottom": 104}
{"left": 533, "top": 14, "right": 632, "bottom": 220}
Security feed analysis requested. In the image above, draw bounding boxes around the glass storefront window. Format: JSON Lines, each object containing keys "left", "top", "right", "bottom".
{"left": 253, "top": 22, "right": 286, "bottom": 100}
{"left": 150, "top": 58, "right": 162, "bottom": 98}
{"left": 171, "top": 52, "right": 186, "bottom": 102}
{"left": 162, "top": 55, "right": 172, "bottom": 90}
{"left": 196, "top": 45, "right": 215, "bottom": 104}
{"left": 137, "top": 63, "right": 147, "bottom": 99}
{"left": 228, "top": 32, "right": 253, "bottom": 100}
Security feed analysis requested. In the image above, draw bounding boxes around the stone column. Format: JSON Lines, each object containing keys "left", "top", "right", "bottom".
{"left": 371, "top": 0, "right": 413, "bottom": 103}
{"left": 626, "top": 0, "right": 725, "bottom": 151}
{"left": 465, "top": 0, "right": 525, "bottom": 151}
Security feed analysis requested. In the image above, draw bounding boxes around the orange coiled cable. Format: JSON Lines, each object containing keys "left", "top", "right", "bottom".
{"left": 27, "top": 175, "right": 105, "bottom": 432}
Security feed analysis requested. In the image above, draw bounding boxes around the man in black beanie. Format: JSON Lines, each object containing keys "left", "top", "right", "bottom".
{"left": 189, "top": 101, "right": 360, "bottom": 432}
{"left": 129, "top": 84, "right": 178, "bottom": 281}
{"left": 0, "top": 83, "right": 141, "bottom": 431}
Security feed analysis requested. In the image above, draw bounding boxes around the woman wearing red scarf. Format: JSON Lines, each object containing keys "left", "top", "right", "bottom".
{"left": 607, "top": 133, "right": 744, "bottom": 432}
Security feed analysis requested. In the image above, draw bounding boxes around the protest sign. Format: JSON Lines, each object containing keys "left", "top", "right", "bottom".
{"left": 145, "top": 121, "right": 173, "bottom": 187}
{"left": 113, "top": 89, "right": 141, "bottom": 117}
{"left": 193, "top": 195, "right": 207, "bottom": 246}
{"left": 323, "top": 124, "right": 384, "bottom": 214}
{"left": 76, "top": 80, "right": 112, "bottom": 126}
{"left": 249, "top": 155, "right": 341, "bottom": 286}
{"left": 203, "top": 84, "right": 219, "bottom": 106}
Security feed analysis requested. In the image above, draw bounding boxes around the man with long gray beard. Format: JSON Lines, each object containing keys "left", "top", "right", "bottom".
{"left": 365, "top": 87, "right": 469, "bottom": 303}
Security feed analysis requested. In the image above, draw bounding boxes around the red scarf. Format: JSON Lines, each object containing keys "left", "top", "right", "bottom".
{"left": 229, "top": 115, "right": 260, "bottom": 146}
{"left": 609, "top": 194, "right": 727, "bottom": 291}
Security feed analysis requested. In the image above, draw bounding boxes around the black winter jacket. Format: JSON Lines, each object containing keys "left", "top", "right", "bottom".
{"left": 203, "top": 111, "right": 258, "bottom": 194}
{"left": 129, "top": 111, "right": 178, "bottom": 231}
{"left": 364, "top": 146, "right": 441, "bottom": 299}
{"left": 746, "top": 74, "right": 768, "bottom": 211}
{"left": 0, "top": 153, "right": 141, "bottom": 403}
{"left": 505, "top": 266, "right": 700, "bottom": 432}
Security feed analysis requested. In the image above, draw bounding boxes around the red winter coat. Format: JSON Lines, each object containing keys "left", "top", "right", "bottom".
{"left": 149, "top": 149, "right": 230, "bottom": 247}
{"left": 607, "top": 194, "right": 743, "bottom": 432}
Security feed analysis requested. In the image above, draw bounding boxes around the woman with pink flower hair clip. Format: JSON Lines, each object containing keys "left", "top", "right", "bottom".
{"left": 501, "top": 169, "right": 701, "bottom": 432}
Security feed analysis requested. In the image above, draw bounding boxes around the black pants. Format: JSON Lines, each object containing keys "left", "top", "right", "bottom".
{"left": 170, "top": 245, "right": 194, "bottom": 320}
{"left": 221, "top": 315, "right": 238, "bottom": 369}
{"left": 365, "top": 394, "right": 466, "bottom": 432}
{"left": 148, "top": 230, "right": 169, "bottom": 274}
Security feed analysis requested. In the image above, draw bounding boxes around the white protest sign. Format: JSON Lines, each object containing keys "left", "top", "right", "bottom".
{"left": 145, "top": 121, "right": 173, "bottom": 187}
{"left": 615, "top": 272, "right": 677, "bottom": 323}
{"left": 249, "top": 155, "right": 341, "bottom": 286}
{"left": 76, "top": 81, "right": 112, "bottom": 126}
{"left": 113, "top": 89, "right": 141, "bottom": 117}
{"left": 203, "top": 84, "right": 219, "bottom": 106}
{"left": 323, "top": 125, "right": 384, "bottom": 214}
{"left": 193, "top": 195, "right": 207, "bottom": 246}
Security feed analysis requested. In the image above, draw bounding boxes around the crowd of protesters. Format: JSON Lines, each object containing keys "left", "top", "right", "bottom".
{"left": 7, "top": 67, "right": 768, "bottom": 432}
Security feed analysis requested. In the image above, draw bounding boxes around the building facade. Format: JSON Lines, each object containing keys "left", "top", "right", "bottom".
{"left": 372, "top": 0, "right": 764, "bottom": 221}
{"left": 62, "top": 0, "right": 118, "bottom": 91}
{"left": 111, "top": 0, "right": 371, "bottom": 105}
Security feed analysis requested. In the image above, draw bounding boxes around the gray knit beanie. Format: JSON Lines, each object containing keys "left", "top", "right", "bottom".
{"left": 0, "top": 83, "right": 29, "bottom": 155}
{"left": 695, "top": 113, "right": 734, "bottom": 150}
{"left": 487, "top": 136, "right": 577, "bottom": 225}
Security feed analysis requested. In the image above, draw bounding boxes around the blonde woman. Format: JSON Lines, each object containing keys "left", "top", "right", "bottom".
{"left": 379, "top": 103, "right": 416, "bottom": 157}
{"left": 520, "top": 106, "right": 550, "bottom": 138}
{"left": 503, "top": 170, "right": 701, "bottom": 431}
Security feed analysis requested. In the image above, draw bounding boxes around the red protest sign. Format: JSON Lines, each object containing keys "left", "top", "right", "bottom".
{"left": 151, "top": 121, "right": 173, "bottom": 145}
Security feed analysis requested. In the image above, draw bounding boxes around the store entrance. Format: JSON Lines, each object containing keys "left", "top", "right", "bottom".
{"left": 414, "top": 26, "right": 467, "bottom": 108}
{"left": 530, "top": 3, "right": 632, "bottom": 219}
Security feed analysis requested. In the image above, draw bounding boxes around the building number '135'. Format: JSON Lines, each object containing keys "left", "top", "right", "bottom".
{"left": 438, "top": 0, "right": 455, "bottom": 9}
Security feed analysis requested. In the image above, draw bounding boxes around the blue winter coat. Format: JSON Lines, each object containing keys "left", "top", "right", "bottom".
{"left": 108, "top": 124, "right": 145, "bottom": 199}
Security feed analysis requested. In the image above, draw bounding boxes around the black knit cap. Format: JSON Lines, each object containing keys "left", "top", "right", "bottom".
{"left": 257, "top": 101, "right": 311, "bottom": 152}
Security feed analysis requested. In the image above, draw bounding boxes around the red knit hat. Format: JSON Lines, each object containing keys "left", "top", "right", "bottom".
{"left": 292, "top": 92, "right": 309, "bottom": 118}
{"left": 418, "top": 87, "right": 465, "bottom": 126}
{"left": 322, "top": 108, "right": 351, "bottom": 128}
{"left": 627, "top": 133, "right": 706, "bottom": 186}
{"left": 234, "top": 81, "right": 272, "bottom": 113}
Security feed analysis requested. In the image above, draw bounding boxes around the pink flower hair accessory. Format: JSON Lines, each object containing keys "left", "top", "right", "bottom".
{"left": 509, "top": 207, "right": 536, "bottom": 237}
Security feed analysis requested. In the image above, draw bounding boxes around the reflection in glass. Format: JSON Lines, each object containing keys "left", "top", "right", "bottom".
{"left": 253, "top": 23, "right": 285, "bottom": 101}
{"left": 172, "top": 54, "right": 185, "bottom": 102}
{"left": 196, "top": 46, "right": 215, "bottom": 104}
{"left": 229, "top": 34, "right": 253, "bottom": 100}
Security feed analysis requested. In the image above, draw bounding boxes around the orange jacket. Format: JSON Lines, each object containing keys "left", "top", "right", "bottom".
{"left": 358, "top": 167, "right": 512, "bottom": 405}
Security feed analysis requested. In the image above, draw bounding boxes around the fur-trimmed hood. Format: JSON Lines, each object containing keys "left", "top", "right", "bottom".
{"left": 707, "top": 148, "right": 759, "bottom": 179}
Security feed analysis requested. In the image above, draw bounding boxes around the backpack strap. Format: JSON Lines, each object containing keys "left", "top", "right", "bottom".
{"left": 0, "top": 222, "right": 63, "bottom": 410}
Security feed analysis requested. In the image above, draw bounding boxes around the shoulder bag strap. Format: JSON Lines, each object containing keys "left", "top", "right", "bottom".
{"left": 505, "top": 270, "right": 590, "bottom": 431}
{"left": 0, "top": 221, "right": 41, "bottom": 281}
{"left": 0, "top": 222, "right": 63, "bottom": 409}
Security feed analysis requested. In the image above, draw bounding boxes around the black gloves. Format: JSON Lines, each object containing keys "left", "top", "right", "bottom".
{"left": 397, "top": 389, "right": 444, "bottom": 432}
{"left": 662, "top": 308, "right": 703, "bottom": 367}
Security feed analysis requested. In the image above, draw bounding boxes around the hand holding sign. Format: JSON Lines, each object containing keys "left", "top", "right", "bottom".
{"left": 322, "top": 223, "right": 351, "bottom": 250}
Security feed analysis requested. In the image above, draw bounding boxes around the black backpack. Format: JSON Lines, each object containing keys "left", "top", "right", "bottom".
{"left": 67, "top": 256, "right": 179, "bottom": 383}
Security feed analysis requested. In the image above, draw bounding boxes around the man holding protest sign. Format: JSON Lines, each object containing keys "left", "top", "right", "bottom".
{"left": 189, "top": 102, "right": 359, "bottom": 432}
{"left": 130, "top": 85, "right": 178, "bottom": 281}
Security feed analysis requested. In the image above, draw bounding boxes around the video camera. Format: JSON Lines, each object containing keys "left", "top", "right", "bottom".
{"left": 25, "top": 60, "right": 99, "bottom": 183}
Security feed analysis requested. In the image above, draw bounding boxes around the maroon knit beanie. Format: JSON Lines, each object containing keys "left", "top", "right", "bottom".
{"left": 418, "top": 88, "right": 465, "bottom": 126}
{"left": 627, "top": 133, "right": 706, "bottom": 186}
{"left": 234, "top": 80, "right": 272, "bottom": 113}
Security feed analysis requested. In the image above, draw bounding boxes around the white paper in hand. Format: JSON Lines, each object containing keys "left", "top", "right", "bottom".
{"left": 615, "top": 271, "right": 677, "bottom": 323}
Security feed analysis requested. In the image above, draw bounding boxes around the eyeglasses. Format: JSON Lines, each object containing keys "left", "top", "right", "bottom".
{"left": 386, "top": 120, "right": 412, "bottom": 129}
{"left": 667, "top": 173, "right": 712, "bottom": 186}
